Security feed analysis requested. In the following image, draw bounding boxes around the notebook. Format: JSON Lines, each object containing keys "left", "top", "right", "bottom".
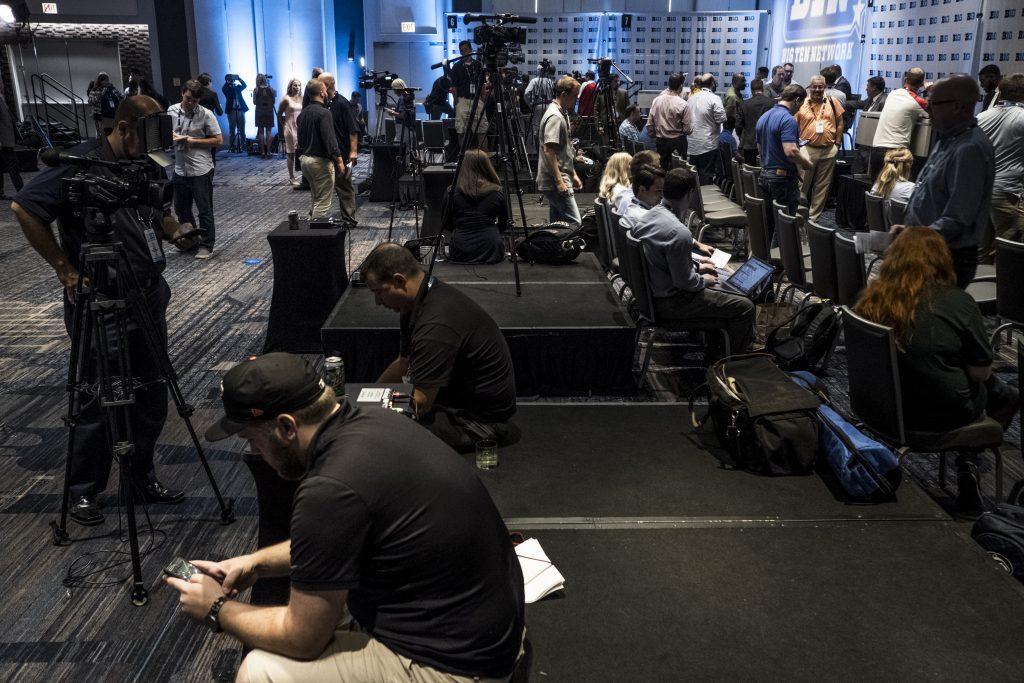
{"left": 516, "top": 538, "right": 565, "bottom": 603}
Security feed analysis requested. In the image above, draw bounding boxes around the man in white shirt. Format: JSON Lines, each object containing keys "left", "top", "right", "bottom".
{"left": 686, "top": 74, "right": 727, "bottom": 184}
{"left": 870, "top": 67, "right": 927, "bottom": 180}
{"left": 168, "top": 80, "right": 223, "bottom": 258}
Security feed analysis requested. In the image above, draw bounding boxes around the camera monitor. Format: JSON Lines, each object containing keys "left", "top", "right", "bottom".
{"left": 139, "top": 112, "right": 173, "bottom": 167}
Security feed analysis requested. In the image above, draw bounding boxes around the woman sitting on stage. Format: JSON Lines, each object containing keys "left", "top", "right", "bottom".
{"left": 449, "top": 149, "right": 508, "bottom": 265}
{"left": 599, "top": 151, "right": 633, "bottom": 207}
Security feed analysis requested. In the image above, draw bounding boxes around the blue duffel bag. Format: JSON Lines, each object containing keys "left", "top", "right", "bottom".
{"left": 791, "top": 371, "right": 902, "bottom": 501}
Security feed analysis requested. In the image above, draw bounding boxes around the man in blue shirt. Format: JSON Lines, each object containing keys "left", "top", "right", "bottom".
{"left": 904, "top": 75, "right": 995, "bottom": 289}
{"left": 629, "top": 167, "right": 754, "bottom": 359}
{"left": 756, "top": 84, "right": 811, "bottom": 244}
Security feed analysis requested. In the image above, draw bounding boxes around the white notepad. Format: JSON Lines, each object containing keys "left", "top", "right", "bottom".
{"left": 516, "top": 538, "right": 566, "bottom": 603}
{"left": 356, "top": 388, "right": 386, "bottom": 403}
{"left": 710, "top": 248, "right": 732, "bottom": 269}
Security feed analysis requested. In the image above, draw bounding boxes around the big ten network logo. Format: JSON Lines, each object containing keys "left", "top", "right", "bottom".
{"left": 785, "top": 0, "right": 867, "bottom": 43}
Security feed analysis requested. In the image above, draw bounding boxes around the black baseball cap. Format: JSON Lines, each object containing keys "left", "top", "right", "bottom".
{"left": 205, "top": 353, "right": 326, "bottom": 442}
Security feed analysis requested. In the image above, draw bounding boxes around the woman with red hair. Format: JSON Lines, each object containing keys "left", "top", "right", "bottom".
{"left": 855, "top": 227, "right": 1018, "bottom": 510}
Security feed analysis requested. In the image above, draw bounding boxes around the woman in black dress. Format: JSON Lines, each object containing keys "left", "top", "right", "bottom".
{"left": 448, "top": 149, "right": 508, "bottom": 265}
{"left": 252, "top": 74, "right": 277, "bottom": 158}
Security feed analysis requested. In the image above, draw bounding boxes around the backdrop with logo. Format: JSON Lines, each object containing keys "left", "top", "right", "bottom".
{"left": 768, "top": 0, "right": 870, "bottom": 90}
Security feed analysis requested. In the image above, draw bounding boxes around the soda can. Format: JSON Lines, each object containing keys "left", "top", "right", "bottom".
{"left": 288, "top": 210, "right": 299, "bottom": 230}
{"left": 324, "top": 356, "right": 345, "bottom": 396}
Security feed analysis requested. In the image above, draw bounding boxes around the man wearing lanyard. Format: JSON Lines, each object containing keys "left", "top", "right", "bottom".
{"left": 168, "top": 80, "right": 223, "bottom": 259}
{"left": 756, "top": 85, "right": 812, "bottom": 244}
{"left": 795, "top": 75, "right": 844, "bottom": 221}
{"left": 449, "top": 40, "right": 489, "bottom": 150}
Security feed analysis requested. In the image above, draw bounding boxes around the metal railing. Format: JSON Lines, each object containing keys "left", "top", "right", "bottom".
{"left": 29, "top": 73, "right": 87, "bottom": 147}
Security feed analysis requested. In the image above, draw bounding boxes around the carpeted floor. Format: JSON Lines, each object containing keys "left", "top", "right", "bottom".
{"left": 1, "top": 152, "right": 1022, "bottom": 681}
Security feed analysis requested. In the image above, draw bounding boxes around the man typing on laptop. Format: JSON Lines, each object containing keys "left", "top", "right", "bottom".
{"left": 628, "top": 167, "right": 755, "bottom": 360}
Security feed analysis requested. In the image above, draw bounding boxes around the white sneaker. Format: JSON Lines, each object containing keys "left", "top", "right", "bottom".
{"left": 195, "top": 246, "right": 213, "bottom": 260}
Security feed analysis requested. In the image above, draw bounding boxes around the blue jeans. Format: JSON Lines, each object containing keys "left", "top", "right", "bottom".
{"left": 542, "top": 188, "right": 582, "bottom": 225}
{"left": 759, "top": 173, "right": 799, "bottom": 247}
{"left": 173, "top": 169, "right": 216, "bottom": 248}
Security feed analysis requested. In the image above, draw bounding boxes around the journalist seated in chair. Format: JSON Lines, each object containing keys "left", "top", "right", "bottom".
{"left": 870, "top": 147, "right": 915, "bottom": 203}
{"left": 448, "top": 149, "right": 508, "bottom": 265}
{"left": 367, "top": 242, "right": 521, "bottom": 452}
{"left": 854, "top": 227, "right": 1019, "bottom": 509}
{"left": 598, "top": 151, "right": 633, "bottom": 209}
{"left": 611, "top": 149, "right": 659, "bottom": 218}
{"left": 630, "top": 167, "right": 754, "bottom": 360}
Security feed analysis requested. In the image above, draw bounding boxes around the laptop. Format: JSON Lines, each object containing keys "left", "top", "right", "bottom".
{"left": 708, "top": 256, "right": 774, "bottom": 297}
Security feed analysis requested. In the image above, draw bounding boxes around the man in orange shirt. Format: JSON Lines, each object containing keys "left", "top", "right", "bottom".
{"left": 795, "top": 75, "right": 844, "bottom": 220}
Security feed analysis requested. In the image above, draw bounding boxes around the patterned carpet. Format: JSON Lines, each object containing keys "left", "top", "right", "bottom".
{"left": 0, "top": 152, "right": 1021, "bottom": 681}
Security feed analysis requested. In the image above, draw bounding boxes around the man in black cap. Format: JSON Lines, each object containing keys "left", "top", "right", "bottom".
{"left": 166, "top": 352, "right": 525, "bottom": 681}
{"left": 364, "top": 242, "right": 520, "bottom": 453}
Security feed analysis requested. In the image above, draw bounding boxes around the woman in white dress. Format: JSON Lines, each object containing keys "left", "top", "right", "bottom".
{"left": 277, "top": 78, "right": 303, "bottom": 185}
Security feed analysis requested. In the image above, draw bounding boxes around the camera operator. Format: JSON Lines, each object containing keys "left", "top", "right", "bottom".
{"left": 450, "top": 39, "right": 489, "bottom": 150}
{"left": 222, "top": 74, "right": 248, "bottom": 152}
{"left": 524, "top": 60, "right": 555, "bottom": 147}
{"left": 11, "top": 96, "right": 193, "bottom": 526}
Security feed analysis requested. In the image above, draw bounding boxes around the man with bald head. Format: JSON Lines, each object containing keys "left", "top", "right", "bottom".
{"left": 795, "top": 75, "right": 844, "bottom": 220}
{"left": 904, "top": 75, "right": 995, "bottom": 288}
{"left": 320, "top": 72, "right": 359, "bottom": 224}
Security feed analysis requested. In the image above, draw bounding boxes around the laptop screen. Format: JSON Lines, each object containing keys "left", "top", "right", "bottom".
{"left": 726, "top": 257, "right": 774, "bottom": 295}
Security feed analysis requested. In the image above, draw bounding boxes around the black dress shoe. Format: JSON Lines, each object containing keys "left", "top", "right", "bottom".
{"left": 137, "top": 479, "right": 185, "bottom": 504}
{"left": 70, "top": 496, "right": 104, "bottom": 526}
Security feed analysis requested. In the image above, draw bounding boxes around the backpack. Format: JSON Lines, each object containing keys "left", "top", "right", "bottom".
{"left": 689, "top": 353, "right": 821, "bottom": 475}
{"left": 972, "top": 504, "right": 1024, "bottom": 584}
{"left": 514, "top": 222, "right": 586, "bottom": 265}
{"left": 100, "top": 88, "right": 121, "bottom": 118}
{"left": 578, "top": 208, "right": 599, "bottom": 251}
{"left": 790, "top": 371, "right": 902, "bottom": 501}
{"left": 766, "top": 302, "right": 841, "bottom": 372}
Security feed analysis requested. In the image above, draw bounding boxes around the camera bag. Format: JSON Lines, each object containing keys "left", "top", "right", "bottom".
{"left": 689, "top": 353, "right": 821, "bottom": 475}
{"left": 972, "top": 504, "right": 1024, "bottom": 584}
{"left": 514, "top": 222, "right": 586, "bottom": 265}
{"left": 765, "top": 301, "right": 841, "bottom": 372}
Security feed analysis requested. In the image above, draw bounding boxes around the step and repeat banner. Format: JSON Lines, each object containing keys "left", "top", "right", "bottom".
{"left": 443, "top": 12, "right": 765, "bottom": 95}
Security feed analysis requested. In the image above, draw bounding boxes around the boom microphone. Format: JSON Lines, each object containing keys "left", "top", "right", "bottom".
{"left": 463, "top": 13, "right": 538, "bottom": 24}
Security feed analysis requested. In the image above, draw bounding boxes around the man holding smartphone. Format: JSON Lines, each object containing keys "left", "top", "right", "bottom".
{"left": 166, "top": 353, "right": 525, "bottom": 682}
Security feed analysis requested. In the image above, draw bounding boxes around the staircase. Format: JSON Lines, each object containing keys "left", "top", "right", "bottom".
{"left": 29, "top": 73, "right": 87, "bottom": 148}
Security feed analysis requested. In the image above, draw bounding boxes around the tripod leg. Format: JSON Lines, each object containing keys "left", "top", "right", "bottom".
{"left": 53, "top": 285, "right": 92, "bottom": 544}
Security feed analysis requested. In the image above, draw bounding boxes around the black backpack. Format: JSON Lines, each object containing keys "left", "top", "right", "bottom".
{"left": 972, "top": 503, "right": 1024, "bottom": 584}
{"left": 515, "top": 222, "right": 586, "bottom": 265}
{"left": 689, "top": 353, "right": 822, "bottom": 475}
{"left": 578, "top": 208, "right": 599, "bottom": 251}
{"left": 766, "top": 302, "right": 841, "bottom": 372}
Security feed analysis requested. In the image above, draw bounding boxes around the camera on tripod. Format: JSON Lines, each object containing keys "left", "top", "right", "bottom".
{"left": 359, "top": 70, "right": 398, "bottom": 91}
{"left": 62, "top": 163, "right": 171, "bottom": 218}
{"left": 588, "top": 57, "right": 613, "bottom": 80}
{"left": 464, "top": 13, "right": 530, "bottom": 69}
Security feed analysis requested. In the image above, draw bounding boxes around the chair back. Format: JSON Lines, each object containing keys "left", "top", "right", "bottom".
{"left": 623, "top": 233, "right": 657, "bottom": 325}
{"left": 995, "top": 237, "right": 1024, "bottom": 324}
{"left": 743, "top": 193, "right": 770, "bottom": 261}
{"left": 864, "top": 192, "right": 888, "bottom": 232}
{"left": 841, "top": 307, "right": 906, "bottom": 444}
{"left": 741, "top": 165, "right": 761, "bottom": 199}
{"left": 833, "top": 231, "right": 866, "bottom": 306}
{"left": 691, "top": 178, "right": 708, "bottom": 220}
{"left": 887, "top": 198, "right": 907, "bottom": 226}
{"left": 776, "top": 210, "right": 808, "bottom": 288}
{"left": 731, "top": 157, "right": 745, "bottom": 203}
{"left": 807, "top": 221, "right": 838, "bottom": 300}
{"left": 611, "top": 215, "right": 631, "bottom": 282}
{"left": 772, "top": 200, "right": 787, "bottom": 229}
{"left": 594, "top": 197, "right": 612, "bottom": 270}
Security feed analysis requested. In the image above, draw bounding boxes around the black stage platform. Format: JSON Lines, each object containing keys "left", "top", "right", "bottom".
{"left": 321, "top": 254, "right": 636, "bottom": 396}
{"left": 477, "top": 404, "right": 1024, "bottom": 679}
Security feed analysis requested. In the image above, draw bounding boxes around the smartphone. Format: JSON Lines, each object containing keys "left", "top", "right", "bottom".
{"left": 163, "top": 557, "right": 200, "bottom": 581}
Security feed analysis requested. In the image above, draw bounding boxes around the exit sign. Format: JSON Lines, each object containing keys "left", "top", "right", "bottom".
{"left": 41, "top": 2, "right": 58, "bottom": 13}
{"left": 401, "top": 22, "right": 415, "bottom": 33}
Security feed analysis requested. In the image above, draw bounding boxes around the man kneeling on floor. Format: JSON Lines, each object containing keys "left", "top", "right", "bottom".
{"left": 167, "top": 353, "right": 525, "bottom": 682}
{"left": 366, "top": 242, "right": 521, "bottom": 452}
{"left": 629, "top": 167, "right": 754, "bottom": 360}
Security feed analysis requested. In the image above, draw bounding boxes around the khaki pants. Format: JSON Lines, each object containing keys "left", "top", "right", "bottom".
{"left": 799, "top": 144, "right": 837, "bottom": 220}
{"left": 978, "top": 192, "right": 1024, "bottom": 263}
{"left": 243, "top": 621, "right": 517, "bottom": 683}
{"left": 455, "top": 97, "right": 488, "bottom": 149}
{"left": 301, "top": 155, "right": 335, "bottom": 219}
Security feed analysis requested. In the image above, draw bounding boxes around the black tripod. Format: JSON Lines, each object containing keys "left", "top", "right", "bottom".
{"left": 386, "top": 90, "right": 423, "bottom": 241}
{"left": 52, "top": 206, "right": 235, "bottom": 606}
{"left": 589, "top": 58, "right": 635, "bottom": 150}
{"left": 427, "top": 44, "right": 531, "bottom": 297}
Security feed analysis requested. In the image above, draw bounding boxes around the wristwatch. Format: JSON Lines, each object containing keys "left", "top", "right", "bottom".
{"left": 205, "top": 595, "right": 229, "bottom": 633}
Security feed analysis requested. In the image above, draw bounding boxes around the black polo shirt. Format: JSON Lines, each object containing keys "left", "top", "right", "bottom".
{"left": 13, "top": 137, "right": 167, "bottom": 282}
{"left": 328, "top": 93, "right": 357, "bottom": 158}
{"left": 449, "top": 59, "right": 480, "bottom": 100}
{"left": 297, "top": 101, "right": 341, "bottom": 161}
{"left": 400, "top": 278, "right": 516, "bottom": 422}
{"left": 290, "top": 402, "right": 525, "bottom": 678}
